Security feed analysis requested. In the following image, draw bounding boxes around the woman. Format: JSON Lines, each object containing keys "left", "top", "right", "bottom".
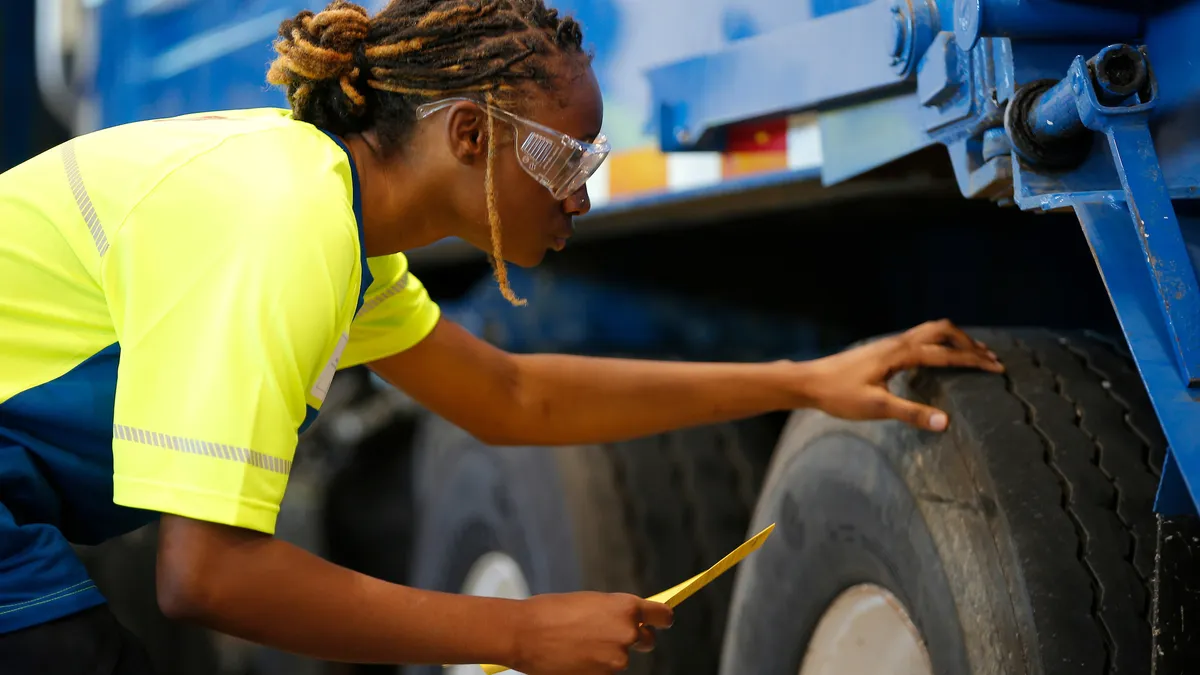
{"left": 0, "top": 0, "right": 1003, "bottom": 673}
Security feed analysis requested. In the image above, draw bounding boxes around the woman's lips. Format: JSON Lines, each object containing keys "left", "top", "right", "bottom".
{"left": 551, "top": 224, "right": 574, "bottom": 251}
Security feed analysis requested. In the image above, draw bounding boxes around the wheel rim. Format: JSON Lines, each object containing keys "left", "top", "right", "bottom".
{"left": 460, "top": 551, "right": 532, "bottom": 600}
{"left": 797, "top": 583, "right": 933, "bottom": 675}
{"left": 445, "top": 552, "right": 532, "bottom": 675}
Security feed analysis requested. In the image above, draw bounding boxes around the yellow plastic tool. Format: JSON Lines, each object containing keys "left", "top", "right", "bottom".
{"left": 471, "top": 523, "right": 776, "bottom": 675}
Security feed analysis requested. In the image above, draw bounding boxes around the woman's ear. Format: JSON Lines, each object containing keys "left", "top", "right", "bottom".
{"left": 445, "top": 103, "right": 488, "bottom": 164}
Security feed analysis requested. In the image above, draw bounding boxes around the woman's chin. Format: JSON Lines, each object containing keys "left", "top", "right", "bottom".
{"left": 499, "top": 245, "right": 548, "bottom": 268}
{"left": 511, "top": 251, "right": 546, "bottom": 268}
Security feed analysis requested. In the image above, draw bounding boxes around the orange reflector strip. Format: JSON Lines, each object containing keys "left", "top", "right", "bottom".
{"left": 722, "top": 150, "right": 789, "bottom": 179}
{"left": 606, "top": 145, "right": 669, "bottom": 198}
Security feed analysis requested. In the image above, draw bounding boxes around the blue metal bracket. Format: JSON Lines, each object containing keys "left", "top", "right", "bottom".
{"left": 646, "top": 0, "right": 1141, "bottom": 156}
{"left": 1072, "top": 57, "right": 1200, "bottom": 388}
{"left": 648, "top": 0, "right": 910, "bottom": 152}
{"left": 1074, "top": 198, "right": 1200, "bottom": 517}
{"left": 1007, "top": 43, "right": 1200, "bottom": 515}
{"left": 1012, "top": 46, "right": 1200, "bottom": 388}
{"left": 1156, "top": 452, "right": 1194, "bottom": 517}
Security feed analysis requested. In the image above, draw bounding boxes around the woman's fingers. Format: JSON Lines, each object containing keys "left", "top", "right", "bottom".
{"left": 631, "top": 625, "right": 657, "bottom": 653}
{"left": 872, "top": 391, "right": 950, "bottom": 431}
{"left": 906, "top": 319, "right": 1000, "bottom": 360}
{"left": 905, "top": 344, "right": 1004, "bottom": 372}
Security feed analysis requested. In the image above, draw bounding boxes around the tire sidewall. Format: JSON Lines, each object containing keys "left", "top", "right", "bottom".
{"left": 720, "top": 412, "right": 973, "bottom": 675}
{"left": 405, "top": 418, "right": 588, "bottom": 674}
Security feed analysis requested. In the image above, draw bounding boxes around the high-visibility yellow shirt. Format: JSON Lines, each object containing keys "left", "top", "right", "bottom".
{"left": 0, "top": 108, "right": 440, "bottom": 633}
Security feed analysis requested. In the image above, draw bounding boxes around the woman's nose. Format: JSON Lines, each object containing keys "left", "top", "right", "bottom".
{"left": 563, "top": 185, "right": 592, "bottom": 217}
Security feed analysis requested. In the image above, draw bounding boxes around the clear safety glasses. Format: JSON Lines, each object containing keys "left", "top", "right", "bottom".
{"left": 415, "top": 97, "right": 610, "bottom": 201}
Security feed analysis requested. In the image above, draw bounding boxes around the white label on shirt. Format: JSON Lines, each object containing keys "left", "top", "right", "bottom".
{"left": 311, "top": 332, "right": 349, "bottom": 403}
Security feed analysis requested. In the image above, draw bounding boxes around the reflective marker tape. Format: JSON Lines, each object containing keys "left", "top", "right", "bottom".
{"left": 356, "top": 272, "right": 410, "bottom": 318}
{"left": 311, "top": 332, "right": 349, "bottom": 403}
{"left": 113, "top": 423, "right": 291, "bottom": 475}
{"left": 61, "top": 141, "right": 110, "bottom": 256}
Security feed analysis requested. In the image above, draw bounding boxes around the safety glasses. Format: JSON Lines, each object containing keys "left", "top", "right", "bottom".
{"left": 415, "top": 97, "right": 610, "bottom": 201}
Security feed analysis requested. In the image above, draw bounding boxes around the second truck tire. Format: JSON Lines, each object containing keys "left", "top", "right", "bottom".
{"left": 404, "top": 411, "right": 782, "bottom": 675}
{"left": 718, "top": 329, "right": 1165, "bottom": 675}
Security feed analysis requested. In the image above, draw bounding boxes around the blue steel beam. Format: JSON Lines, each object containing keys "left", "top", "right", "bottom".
{"left": 647, "top": 0, "right": 1143, "bottom": 155}
{"left": 647, "top": 0, "right": 906, "bottom": 152}
{"left": 1075, "top": 201, "right": 1200, "bottom": 516}
{"left": 1101, "top": 122, "right": 1200, "bottom": 387}
{"left": 954, "top": 0, "right": 1140, "bottom": 51}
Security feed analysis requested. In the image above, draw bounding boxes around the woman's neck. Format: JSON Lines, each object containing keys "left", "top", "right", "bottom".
{"left": 341, "top": 132, "right": 452, "bottom": 258}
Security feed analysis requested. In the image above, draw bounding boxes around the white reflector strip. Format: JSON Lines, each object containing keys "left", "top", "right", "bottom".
{"left": 355, "top": 272, "right": 409, "bottom": 319}
{"left": 311, "top": 332, "right": 349, "bottom": 403}
{"left": 113, "top": 424, "right": 291, "bottom": 475}
{"left": 61, "top": 141, "right": 110, "bottom": 256}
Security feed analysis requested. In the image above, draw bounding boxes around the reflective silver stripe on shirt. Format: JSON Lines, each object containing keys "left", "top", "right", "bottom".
{"left": 113, "top": 424, "right": 291, "bottom": 475}
{"left": 355, "top": 272, "right": 410, "bottom": 318}
{"left": 61, "top": 141, "right": 110, "bottom": 256}
{"left": 310, "top": 332, "right": 349, "bottom": 403}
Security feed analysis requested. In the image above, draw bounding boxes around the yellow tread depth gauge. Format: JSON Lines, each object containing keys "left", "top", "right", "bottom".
{"left": 469, "top": 522, "right": 776, "bottom": 675}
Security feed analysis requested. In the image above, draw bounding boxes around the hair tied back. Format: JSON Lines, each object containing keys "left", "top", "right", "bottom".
{"left": 267, "top": 1, "right": 374, "bottom": 133}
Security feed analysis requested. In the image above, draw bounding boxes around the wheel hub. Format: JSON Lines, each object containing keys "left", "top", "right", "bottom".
{"left": 798, "top": 583, "right": 933, "bottom": 675}
{"left": 446, "top": 552, "right": 532, "bottom": 675}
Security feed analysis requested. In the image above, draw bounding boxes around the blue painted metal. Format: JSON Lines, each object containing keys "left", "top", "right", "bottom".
{"left": 1074, "top": 61, "right": 1200, "bottom": 387}
{"left": 812, "top": 0, "right": 874, "bottom": 18}
{"left": 1027, "top": 77, "right": 1084, "bottom": 142}
{"left": 634, "top": 0, "right": 1200, "bottom": 517}
{"left": 817, "top": 92, "right": 934, "bottom": 185}
{"left": 90, "top": 0, "right": 299, "bottom": 129}
{"left": 953, "top": 0, "right": 1139, "bottom": 52}
{"left": 1011, "top": 45, "right": 1200, "bottom": 515}
{"left": 87, "top": 0, "right": 828, "bottom": 154}
{"left": 648, "top": 1, "right": 907, "bottom": 152}
{"left": 1075, "top": 199, "right": 1200, "bottom": 517}
{"left": 1157, "top": 453, "right": 1193, "bottom": 518}
{"left": 889, "top": 0, "right": 939, "bottom": 78}
{"left": 646, "top": 0, "right": 1142, "bottom": 156}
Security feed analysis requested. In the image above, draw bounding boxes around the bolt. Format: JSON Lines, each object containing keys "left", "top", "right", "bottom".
{"left": 890, "top": 7, "right": 907, "bottom": 63}
{"left": 982, "top": 127, "right": 1011, "bottom": 162}
{"left": 1091, "top": 44, "right": 1148, "bottom": 104}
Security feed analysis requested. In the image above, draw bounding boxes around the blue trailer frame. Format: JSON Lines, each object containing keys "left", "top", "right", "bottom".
{"left": 10, "top": 0, "right": 1200, "bottom": 670}
{"left": 644, "top": 0, "right": 1200, "bottom": 519}
{"left": 71, "top": 0, "right": 1200, "bottom": 518}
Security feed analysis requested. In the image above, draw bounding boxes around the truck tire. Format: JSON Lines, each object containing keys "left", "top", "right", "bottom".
{"left": 719, "top": 329, "right": 1163, "bottom": 675}
{"left": 404, "top": 411, "right": 782, "bottom": 675}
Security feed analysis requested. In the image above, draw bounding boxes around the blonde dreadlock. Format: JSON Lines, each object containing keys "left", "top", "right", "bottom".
{"left": 266, "top": 0, "right": 587, "bottom": 305}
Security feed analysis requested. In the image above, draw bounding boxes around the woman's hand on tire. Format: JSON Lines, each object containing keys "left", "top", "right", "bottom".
{"left": 511, "top": 592, "right": 673, "bottom": 674}
{"left": 798, "top": 319, "right": 1004, "bottom": 432}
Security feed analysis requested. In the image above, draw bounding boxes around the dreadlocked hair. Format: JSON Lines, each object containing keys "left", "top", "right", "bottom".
{"left": 267, "top": 0, "right": 588, "bottom": 306}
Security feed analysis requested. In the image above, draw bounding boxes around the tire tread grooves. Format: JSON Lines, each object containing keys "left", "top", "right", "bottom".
{"left": 1015, "top": 333, "right": 1153, "bottom": 674}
